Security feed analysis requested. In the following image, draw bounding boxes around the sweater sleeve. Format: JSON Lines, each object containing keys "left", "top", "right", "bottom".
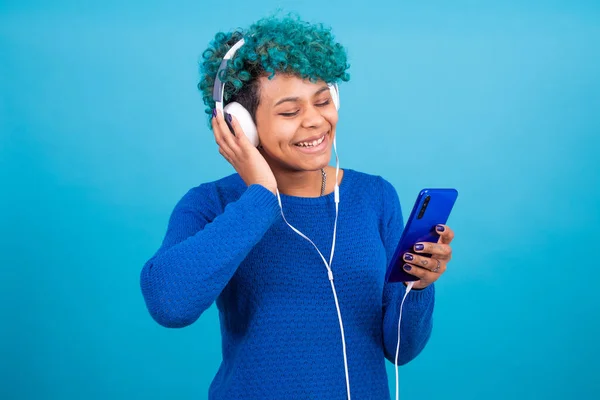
{"left": 140, "top": 183, "right": 281, "bottom": 328}
{"left": 379, "top": 178, "right": 435, "bottom": 365}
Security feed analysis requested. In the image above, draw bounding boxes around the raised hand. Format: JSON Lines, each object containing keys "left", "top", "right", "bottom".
{"left": 211, "top": 109, "right": 278, "bottom": 195}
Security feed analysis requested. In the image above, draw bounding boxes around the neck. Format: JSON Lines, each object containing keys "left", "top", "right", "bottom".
{"left": 271, "top": 167, "right": 324, "bottom": 197}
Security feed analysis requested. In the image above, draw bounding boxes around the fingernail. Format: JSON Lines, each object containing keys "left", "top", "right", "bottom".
{"left": 403, "top": 264, "right": 412, "bottom": 271}
{"left": 212, "top": 109, "right": 217, "bottom": 118}
{"left": 225, "top": 113, "right": 232, "bottom": 123}
{"left": 436, "top": 225, "right": 445, "bottom": 232}
{"left": 404, "top": 253, "right": 414, "bottom": 261}
{"left": 414, "top": 243, "right": 424, "bottom": 251}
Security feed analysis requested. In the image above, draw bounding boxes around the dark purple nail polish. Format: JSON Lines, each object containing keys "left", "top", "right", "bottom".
{"left": 404, "top": 253, "right": 414, "bottom": 261}
{"left": 403, "top": 264, "right": 412, "bottom": 271}
{"left": 436, "top": 225, "right": 445, "bottom": 232}
{"left": 212, "top": 109, "right": 217, "bottom": 118}
{"left": 225, "top": 113, "right": 232, "bottom": 123}
{"left": 414, "top": 243, "right": 424, "bottom": 251}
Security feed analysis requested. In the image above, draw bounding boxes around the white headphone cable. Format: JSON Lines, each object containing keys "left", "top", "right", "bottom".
{"left": 275, "top": 138, "right": 351, "bottom": 400}
{"left": 395, "top": 280, "right": 414, "bottom": 400}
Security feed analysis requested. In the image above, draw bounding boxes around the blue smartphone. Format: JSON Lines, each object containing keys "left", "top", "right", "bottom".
{"left": 385, "top": 188, "right": 459, "bottom": 283}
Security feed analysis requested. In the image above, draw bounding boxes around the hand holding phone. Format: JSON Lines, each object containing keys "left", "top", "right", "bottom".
{"left": 385, "top": 188, "right": 458, "bottom": 284}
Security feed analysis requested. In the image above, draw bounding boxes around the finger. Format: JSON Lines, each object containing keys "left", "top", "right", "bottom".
{"left": 401, "top": 263, "right": 439, "bottom": 283}
{"left": 404, "top": 257, "right": 446, "bottom": 275}
{"left": 213, "top": 109, "right": 240, "bottom": 153}
{"left": 435, "top": 224, "right": 455, "bottom": 244}
{"left": 218, "top": 147, "right": 233, "bottom": 164}
{"left": 227, "top": 113, "right": 255, "bottom": 150}
{"left": 220, "top": 112, "right": 247, "bottom": 153}
{"left": 413, "top": 242, "right": 452, "bottom": 260}
{"left": 212, "top": 112, "right": 237, "bottom": 161}
{"left": 211, "top": 110, "right": 230, "bottom": 150}
{"left": 403, "top": 253, "right": 441, "bottom": 272}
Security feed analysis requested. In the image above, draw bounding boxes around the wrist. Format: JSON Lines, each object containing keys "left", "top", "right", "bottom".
{"left": 247, "top": 181, "right": 277, "bottom": 195}
{"left": 403, "top": 281, "right": 427, "bottom": 291}
{"left": 262, "top": 184, "right": 277, "bottom": 195}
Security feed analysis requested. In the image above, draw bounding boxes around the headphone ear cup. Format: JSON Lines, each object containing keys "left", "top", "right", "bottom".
{"left": 223, "top": 102, "right": 259, "bottom": 147}
{"left": 329, "top": 84, "right": 340, "bottom": 110}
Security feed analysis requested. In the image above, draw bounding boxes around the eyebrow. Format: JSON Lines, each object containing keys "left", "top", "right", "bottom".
{"left": 273, "top": 85, "right": 330, "bottom": 107}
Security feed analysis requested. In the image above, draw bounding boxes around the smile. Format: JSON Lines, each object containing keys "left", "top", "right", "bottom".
{"left": 294, "top": 132, "right": 328, "bottom": 148}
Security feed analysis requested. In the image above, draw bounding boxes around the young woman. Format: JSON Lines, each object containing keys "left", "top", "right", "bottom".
{"left": 140, "top": 14, "right": 455, "bottom": 400}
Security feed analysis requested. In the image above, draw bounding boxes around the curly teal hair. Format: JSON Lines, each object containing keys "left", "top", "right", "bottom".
{"left": 197, "top": 14, "right": 350, "bottom": 127}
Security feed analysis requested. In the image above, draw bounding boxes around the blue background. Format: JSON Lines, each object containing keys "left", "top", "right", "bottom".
{"left": 1, "top": 0, "right": 599, "bottom": 399}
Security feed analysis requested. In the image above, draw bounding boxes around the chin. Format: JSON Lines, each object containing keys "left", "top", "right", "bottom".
{"left": 282, "top": 156, "right": 330, "bottom": 173}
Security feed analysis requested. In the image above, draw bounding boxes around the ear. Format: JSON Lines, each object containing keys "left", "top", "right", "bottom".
{"left": 329, "top": 83, "right": 340, "bottom": 110}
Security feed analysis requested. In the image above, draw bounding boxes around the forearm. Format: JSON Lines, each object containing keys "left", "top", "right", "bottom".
{"left": 140, "top": 184, "right": 280, "bottom": 328}
{"left": 382, "top": 282, "right": 435, "bottom": 365}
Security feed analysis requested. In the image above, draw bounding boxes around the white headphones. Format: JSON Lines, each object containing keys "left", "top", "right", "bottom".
{"left": 211, "top": 38, "right": 340, "bottom": 147}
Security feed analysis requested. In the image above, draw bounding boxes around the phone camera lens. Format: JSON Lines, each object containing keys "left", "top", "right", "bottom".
{"left": 418, "top": 196, "right": 430, "bottom": 219}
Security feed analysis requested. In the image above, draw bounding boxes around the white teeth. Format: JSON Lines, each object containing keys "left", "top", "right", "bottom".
{"left": 297, "top": 135, "right": 325, "bottom": 147}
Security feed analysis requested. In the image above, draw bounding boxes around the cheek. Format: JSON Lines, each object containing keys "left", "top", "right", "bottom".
{"left": 326, "top": 109, "right": 339, "bottom": 127}
{"left": 260, "top": 120, "right": 299, "bottom": 145}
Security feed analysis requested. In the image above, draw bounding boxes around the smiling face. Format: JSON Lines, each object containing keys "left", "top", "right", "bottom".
{"left": 254, "top": 74, "right": 338, "bottom": 174}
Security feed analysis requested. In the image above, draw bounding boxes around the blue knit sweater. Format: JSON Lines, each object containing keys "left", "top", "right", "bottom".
{"left": 140, "top": 169, "right": 434, "bottom": 399}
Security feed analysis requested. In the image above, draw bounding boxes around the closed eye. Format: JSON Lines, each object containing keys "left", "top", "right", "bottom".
{"left": 278, "top": 99, "right": 330, "bottom": 117}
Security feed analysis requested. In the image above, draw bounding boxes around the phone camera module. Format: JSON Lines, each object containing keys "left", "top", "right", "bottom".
{"left": 417, "top": 196, "right": 430, "bottom": 219}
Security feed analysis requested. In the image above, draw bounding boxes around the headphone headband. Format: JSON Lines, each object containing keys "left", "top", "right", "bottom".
{"left": 212, "top": 38, "right": 246, "bottom": 111}
{"left": 211, "top": 37, "right": 339, "bottom": 111}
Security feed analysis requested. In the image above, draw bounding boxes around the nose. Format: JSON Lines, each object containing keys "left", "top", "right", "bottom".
{"left": 300, "top": 104, "right": 326, "bottom": 129}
